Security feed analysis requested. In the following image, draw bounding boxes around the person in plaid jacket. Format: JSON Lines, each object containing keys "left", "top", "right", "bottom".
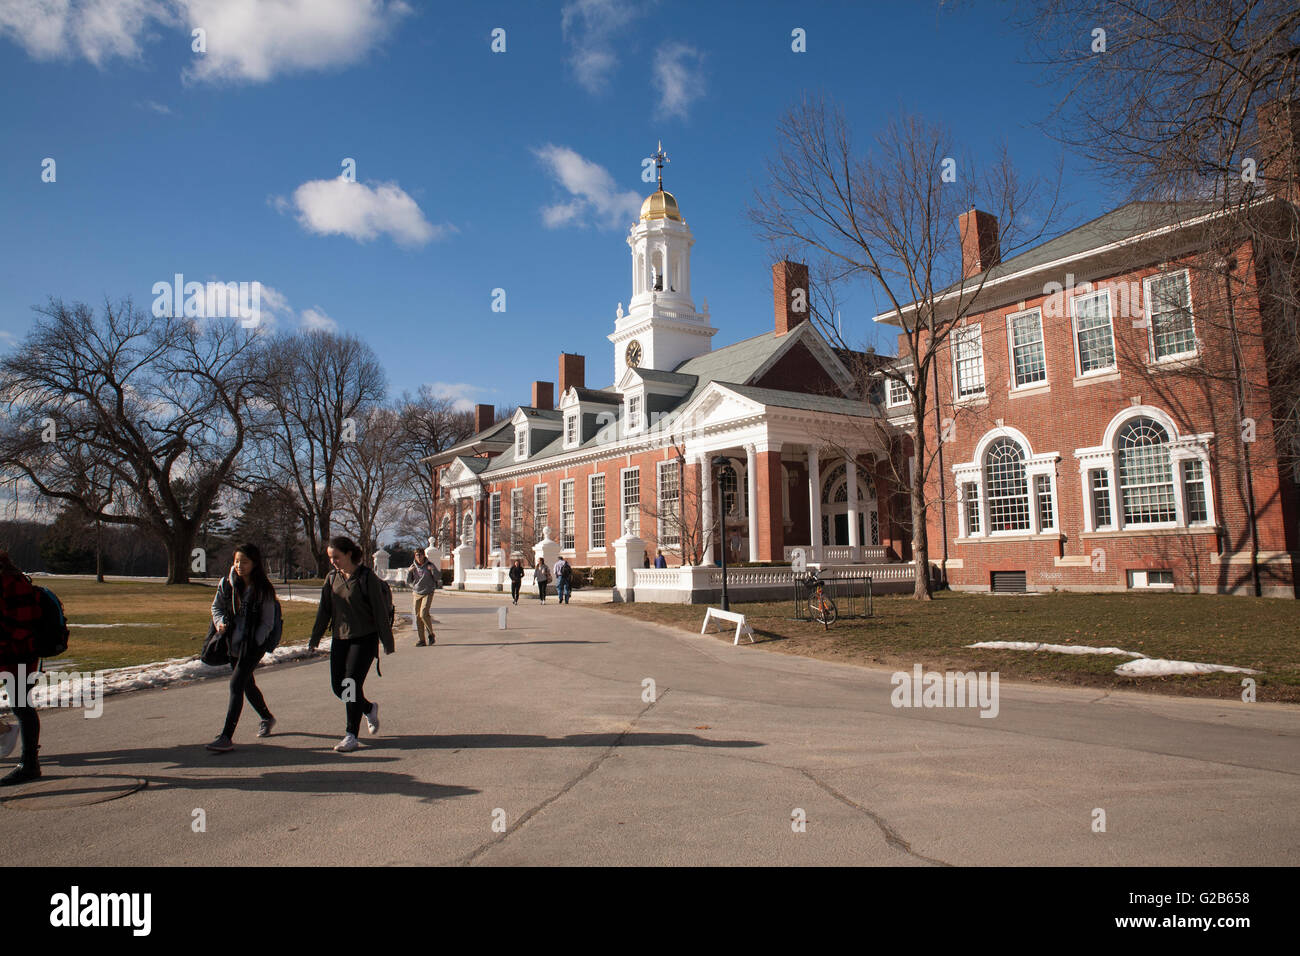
{"left": 0, "top": 550, "right": 42, "bottom": 785}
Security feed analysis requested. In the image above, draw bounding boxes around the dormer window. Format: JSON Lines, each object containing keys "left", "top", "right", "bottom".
{"left": 627, "top": 395, "right": 642, "bottom": 431}
{"left": 516, "top": 426, "right": 527, "bottom": 460}
{"left": 565, "top": 412, "right": 577, "bottom": 446}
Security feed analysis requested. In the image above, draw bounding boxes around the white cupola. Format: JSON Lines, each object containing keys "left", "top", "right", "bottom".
{"left": 609, "top": 143, "right": 717, "bottom": 383}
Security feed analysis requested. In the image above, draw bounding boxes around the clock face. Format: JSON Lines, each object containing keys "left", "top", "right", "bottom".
{"left": 625, "top": 340, "right": 643, "bottom": 368}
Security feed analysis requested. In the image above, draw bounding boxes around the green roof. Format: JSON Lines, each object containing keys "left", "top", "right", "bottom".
{"left": 721, "top": 383, "right": 880, "bottom": 418}
{"left": 673, "top": 330, "right": 789, "bottom": 387}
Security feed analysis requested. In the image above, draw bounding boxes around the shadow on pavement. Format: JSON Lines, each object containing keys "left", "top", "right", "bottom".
{"left": 431, "top": 641, "right": 608, "bottom": 647}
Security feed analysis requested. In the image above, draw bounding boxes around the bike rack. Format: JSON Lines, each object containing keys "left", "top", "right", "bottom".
{"left": 791, "top": 574, "right": 874, "bottom": 622}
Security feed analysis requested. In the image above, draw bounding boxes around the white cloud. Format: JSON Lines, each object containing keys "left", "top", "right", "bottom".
{"left": 276, "top": 177, "right": 450, "bottom": 246}
{"left": 532, "top": 144, "right": 641, "bottom": 230}
{"left": 138, "top": 98, "right": 171, "bottom": 113}
{"left": 425, "top": 381, "right": 489, "bottom": 413}
{"left": 0, "top": 0, "right": 409, "bottom": 83}
{"left": 652, "top": 42, "right": 705, "bottom": 120}
{"left": 179, "top": 0, "right": 411, "bottom": 85}
{"left": 300, "top": 306, "right": 338, "bottom": 332}
{"left": 560, "top": 0, "right": 649, "bottom": 93}
{"left": 0, "top": 329, "right": 18, "bottom": 348}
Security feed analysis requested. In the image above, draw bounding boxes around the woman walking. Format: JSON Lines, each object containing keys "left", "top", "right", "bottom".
{"left": 308, "top": 536, "right": 394, "bottom": 753}
{"left": 508, "top": 559, "right": 524, "bottom": 604}
{"left": 406, "top": 549, "right": 438, "bottom": 646}
{"left": 0, "top": 550, "right": 42, "bottom": 785}
{"left": 205, "top": 544, "right": 279, "bottom": 753}
{"left": 534, "top": 557, "right": 551, "bottom": 603}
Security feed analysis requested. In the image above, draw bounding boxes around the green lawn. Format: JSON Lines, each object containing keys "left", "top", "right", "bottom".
{"left": 599, "top": 590, "right": 1300, "bottom": 703}
{"left": 34, "top": 577, "right": 321, "bottom": 672}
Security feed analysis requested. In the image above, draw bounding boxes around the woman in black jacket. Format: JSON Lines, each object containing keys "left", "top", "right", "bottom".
{"left": 206, "top": 543, "right": 278, "bottom": 753}
{"left": 308, "top": 536, "right": 394, "bottom": 753}
{"left": 508, "top": 559, "right": 524, "bottom": 604}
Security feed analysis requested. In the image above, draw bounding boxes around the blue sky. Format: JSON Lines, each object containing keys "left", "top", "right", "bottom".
{"left": 0, "top": 0, "right": 1112, "bottom": 409}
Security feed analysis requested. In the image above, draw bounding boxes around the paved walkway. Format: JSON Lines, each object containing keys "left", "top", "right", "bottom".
{"left": 2, "top": 592, "right": 1296, "bottom": 865}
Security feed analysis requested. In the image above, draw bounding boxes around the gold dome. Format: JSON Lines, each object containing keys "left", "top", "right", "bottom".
{"left": 639, "top": 189, "right": 682, "bottom": 222}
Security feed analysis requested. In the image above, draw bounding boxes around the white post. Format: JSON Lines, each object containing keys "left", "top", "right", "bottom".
{"left": 746, "top": 443, "right": 759, "bottom": 562}
{"left": 846, "top": 452, "right": 861, "bottom": 562}
{"left": 700, "top": 454, "right": 715, "bottom": 566}
{"left": 612, "top": 517, "right": 646, "bottom": 603}
{"left": 808, "top": 445, "right": 822, "bottom": 563}
{"left": 452, "top": 541, "right": 475, "bottom": 588}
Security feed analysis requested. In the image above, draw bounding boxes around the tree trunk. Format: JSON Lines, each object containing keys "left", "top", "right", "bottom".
{"left": 165, "top": 529, "right": 197, "bottom": 585}
{"left": 95, "top": 518, "right": 104, "bottom": 583}
{"left": 911, "top": 430, "right": 933, "bottom": 600}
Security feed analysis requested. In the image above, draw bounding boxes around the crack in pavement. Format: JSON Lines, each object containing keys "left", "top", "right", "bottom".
{"left": 452, "top": 690, "right": 671, "bottom": 866}
{"left": 796, "top": 767, "right": 952, "bottom": 867}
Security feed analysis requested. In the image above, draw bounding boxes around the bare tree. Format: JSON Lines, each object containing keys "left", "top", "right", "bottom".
{"left": 0, "top": 298, "right": 260, "bottom": 583}
{"left": 751, "top": 100, "right": 1058, "bottom": 598}
{"left": 336, "top": 404, "right": 405, "bottom": 557}
{"left": 245, "top": 330, "right": 386, "bottom": 575}
{"left": 392, "top": 387, "right": 475, "bottom": 544}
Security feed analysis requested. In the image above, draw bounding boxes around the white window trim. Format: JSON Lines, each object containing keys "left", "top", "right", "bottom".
{"left": 657, "top": 459, "right": 682, "bottom": 547}
{"left": 620, "top": 465, "right": 640, "bottom": 538}
{"left": 951, "top": 324, "right": 987, "bottom": 401}
{"left": 886, "top": 371, "right": 913, "bottom": 408}
{"left": 1074, "top": 407, "right": 1216, "bottom": 533}
{"left": 533, "top": 483, "right": 549, "bottom": 535}
{"left": 515, "top": 425, "right": 528, "bottom": 461}
{"left": 1142, "top": 268, "right": 1198, "bottom": 363}
{"left": 588, "top": 472, "right": 606, "bottom": 551}
{"left": 625, "top": 390, "right": 645, "bottom": 435}
{"left": 1006, "top": 307, "right": 1049, "bottom": 391}
{"left": 953, "top": 427, "right": 1060, "bottom": 539}
{"left": 564, "top": 412, "right": 578, "bottom": 449}
{"left": 559, "top": 478, "right": 576, "bottom": 551}
{"left": 1070, "top": 287, "right": 1117, "bottom": 378}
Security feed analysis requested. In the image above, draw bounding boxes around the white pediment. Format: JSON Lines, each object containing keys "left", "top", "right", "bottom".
{"left": 676, "top": 383, "right": 767, "bottom": 434}
{"left": 444, "top": 457, "right": 478, "bottom": 486}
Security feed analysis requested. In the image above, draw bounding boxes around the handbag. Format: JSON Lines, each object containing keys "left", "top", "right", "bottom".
{"left": 200, "top": 620, "right": 230, "bottom": 666}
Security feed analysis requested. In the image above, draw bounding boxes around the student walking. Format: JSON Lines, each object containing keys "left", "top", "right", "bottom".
{"left": 308, "top": 536, "right": 394, "bottom": 753}
{"left": 406, "top": 549, "right": 438, "bottom": 646}
{"left": 0, "top": 550, "right": 42, "bottom": 785}
{"left": 508, "top": 559, "right": 524, "bottom": 604}
{"left": 205, "top": 544, "right": 279, "bottom": 753}
{"left": 534, "top": 558, "right": 551, "bottom": 603}
{"left": 553, "top": 555, "right": 572, "bottom": 605}
{"left": 654, "top": 550, "right": 668, "bottom": 568}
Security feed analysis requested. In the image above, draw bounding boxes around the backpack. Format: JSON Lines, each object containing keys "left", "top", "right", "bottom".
{"left": 30, "top": 579, "right": 70, "bottom": 659}
{"left": 263, "top": 599, "right": 284, "bottom": 652}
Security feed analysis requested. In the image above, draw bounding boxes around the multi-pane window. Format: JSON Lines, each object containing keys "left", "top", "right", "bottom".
{"left": 1145, "top": 271, "right": 1196, "bottom": 360}
{"left": 952, "top": 325, "right": 986, "bottom": 398}
{"left": 627, "top": 395, "right": 642, "bottom": 430}
{"left": 510, "top": 488, "right": 523, "bottom": 549}
{"left": 515, "top": 427, "right": 527, "bottom": 459}
{"left": 589, "top": 474, "right": 606, "bottom": 549}
{"left": 1035, "top": 474, "right": 1055, "bottom": 530}
{"left": 887, "top": 373, "right": 911, "bottom": 407}
{"left": 1073, "top": 290, "right": 1116, "bottom": 374}
{"left": 1118, "top": 417, "right": 1177, "bottom": 524}
{"left": 565, "top": 413, "right": 577, "bottom": 445}
{"left": 622, "top": 467, "right": 640, "bottom": 537}
{"left": 985, "top": 438, "right": 1031, "bottom": 532}
{"left": 1009, "top": 309, "right": 1047, "bottom": 387}
{"left": 534, "top": 484, "right": 549, "bottom": 534}
{"left": 559, "top": 479, "right": 575, "bottom": 550}
{"left": 719, "top": 465, "right": 740, "bottom": 517}
{"left": 963, "top": 481, "right": 981, "bottom": 536}
{"left": 658, "top": 460, "right": 681, "bottom": 547}
{"left": 1091, "top": 470, "right": 1113, "bottom": 529}
{"left": 489, "top": 493, "right": 501, "bottom": 551}
{"left": 1183, "top": 459, "right": 1209, "bottom": 524}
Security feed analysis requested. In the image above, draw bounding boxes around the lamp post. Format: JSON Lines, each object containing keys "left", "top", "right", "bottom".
{"left": 712, "top": 455, "right": 733, "bottom": 610}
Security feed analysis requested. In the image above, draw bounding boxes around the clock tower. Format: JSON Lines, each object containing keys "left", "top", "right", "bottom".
{"left": 610, "top": 144, "right": 717, "bottom": 383}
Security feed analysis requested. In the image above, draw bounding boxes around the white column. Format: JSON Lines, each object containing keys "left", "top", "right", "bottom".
{"left": 700, "top": 455, "right": 715, "bottom": 565}
{"left": 746, "top": 443, "right": 760, "bottom": 561}
{"left": 846, "top": 453, "right": 861, "bottom": 559}
{"left": 808, "top": 446, "right": 822, "bottom": 563}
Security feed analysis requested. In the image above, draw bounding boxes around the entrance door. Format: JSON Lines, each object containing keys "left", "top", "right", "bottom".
{"left": 834, "top": 514, "right": 848, "bottom": 545}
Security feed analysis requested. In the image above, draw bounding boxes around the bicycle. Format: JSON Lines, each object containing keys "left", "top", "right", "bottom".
{"left": 802, "top": 571, "right": 838, "bottom": 629}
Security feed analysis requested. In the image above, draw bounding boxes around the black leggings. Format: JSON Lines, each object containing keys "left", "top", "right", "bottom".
{"left": 510, "top": 580, "right": 521, "bottom": 602}
{"left": 12, "top": 706, "right": 38, "bottom": 762}
{"left": 222, "top": 641, "right": 271, "bottom": 738}
{"left": 537, "top": 581, "right": 548, "bottom": 601}
{"left": 330, "top": 635, "right": 377, "bottom": 736}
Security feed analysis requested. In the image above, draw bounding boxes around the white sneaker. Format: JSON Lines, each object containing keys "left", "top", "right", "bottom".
{"left": 334, "top": 733, "right": 359, "bottom": 753}
{"left": 0, "top": 723, "right": 18, "bottom": 759}
{"left": 365, "top": 702, "right": 380, "bottom": 736}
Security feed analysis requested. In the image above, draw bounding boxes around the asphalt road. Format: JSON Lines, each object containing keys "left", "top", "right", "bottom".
{"left": 3, "top": 591, "right": 1296, "bottom": 866}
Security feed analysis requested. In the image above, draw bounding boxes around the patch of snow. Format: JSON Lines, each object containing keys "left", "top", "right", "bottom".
{"left": 966, "top": 640, "right": 1260, "bottom": 678}
{"left": 69, "top": 623, "right": 164, "bottom": 629}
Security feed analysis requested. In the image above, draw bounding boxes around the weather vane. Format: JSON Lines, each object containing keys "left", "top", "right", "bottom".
{"left": 652, "top": 140, "right": 670, "bottom": 190}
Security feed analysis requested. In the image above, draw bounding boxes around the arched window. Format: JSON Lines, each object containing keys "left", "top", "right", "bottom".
{"left": 720, "top": 465, "right": 740, "bottom": 517}
{"left": 985, "top": 438, "right": 1030, "bottom": 532}
{"left": 1117, "top": 417, "right": 1176, "bottom": 524}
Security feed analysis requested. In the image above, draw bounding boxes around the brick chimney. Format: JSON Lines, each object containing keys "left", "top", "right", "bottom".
{"left": 959, "top": 208, "right": 1000, "bottom": 279}
{"left": 1258, "top": 98, "right": 1300, "bottom": 203}
{"left": 773, "top": 260, "right": 810, "bottom": 336}
{"left": 473, "top": 403, "right": 493, "bottom": 434}
{"left": 559, "top": 353, "right": 585, "bottom": 396}
{"left": 531, "top": 381, "right": 554, "bottom": 410}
